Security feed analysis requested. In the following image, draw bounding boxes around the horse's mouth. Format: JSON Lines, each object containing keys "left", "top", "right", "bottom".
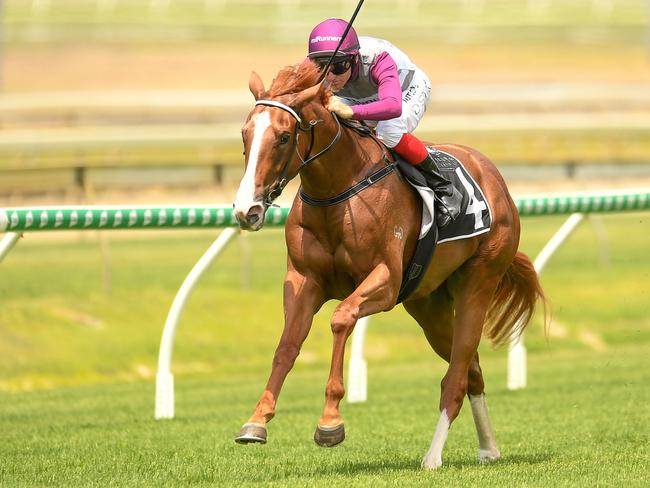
{"left": 234, "top": 202, "right": 267, "bottom": 232}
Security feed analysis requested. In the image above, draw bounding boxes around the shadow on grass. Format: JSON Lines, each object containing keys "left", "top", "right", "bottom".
{"left": 493, "top": 452, "right": 552, "bottom": 466}
{"left": 311, "top": 456, "right": 420, "bottom": 476}
{"left": 308, "top": 451, "right": 553, "bottom": 477}
{"left": 443, "top": 452, "right": 552, "bottom": 470}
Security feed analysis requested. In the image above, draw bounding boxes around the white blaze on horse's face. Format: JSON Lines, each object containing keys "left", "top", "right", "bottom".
{"left": 234, "top": 111, "right": 271, "bottom": 231}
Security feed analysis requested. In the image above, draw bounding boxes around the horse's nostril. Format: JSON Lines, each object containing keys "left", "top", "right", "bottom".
{"left": 246, "top": 205, "right": 264, "bottom": 225}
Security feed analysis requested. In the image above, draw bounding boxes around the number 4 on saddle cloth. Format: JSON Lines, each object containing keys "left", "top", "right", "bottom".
{"left": 393, "top": 147, "right": 492, "bottom": 303}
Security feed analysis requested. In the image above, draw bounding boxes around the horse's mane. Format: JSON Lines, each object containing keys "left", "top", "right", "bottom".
{"left": 267, "top": 62, "right": 327, "bottom": 99}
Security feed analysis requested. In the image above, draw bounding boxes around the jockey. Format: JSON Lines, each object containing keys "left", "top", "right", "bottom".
{"left": 307, "top": 18, "right": 462, "bottom": 228}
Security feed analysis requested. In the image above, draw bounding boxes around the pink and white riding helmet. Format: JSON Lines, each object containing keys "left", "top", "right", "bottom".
{"left": 307, "top": 18, "right": 360, "bottom": 61}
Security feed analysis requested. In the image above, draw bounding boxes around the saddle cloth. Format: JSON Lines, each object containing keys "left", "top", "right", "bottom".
{"left": 394, "top": 147, "right": 492, "bottom": 302}
{"left": 397, "top": 147, "right": 492, "bottom": 241}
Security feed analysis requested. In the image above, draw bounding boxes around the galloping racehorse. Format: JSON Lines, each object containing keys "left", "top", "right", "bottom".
{"left": 232, "top": 63, "right": 545, "bottom": 469}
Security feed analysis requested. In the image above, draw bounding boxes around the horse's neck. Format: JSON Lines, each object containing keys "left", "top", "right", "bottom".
{"left": 299, "top": 108, "right": 381, "bottom": 200}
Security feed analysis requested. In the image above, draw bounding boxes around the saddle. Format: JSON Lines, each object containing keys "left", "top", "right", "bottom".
{"left": 338, "top": 118, "right": 374, "bottom": 137}
{"left": 393, "top": 148, "right": 492, "bottom": 303}
{"left": 336, "top": 118, "right": 492, "bottom": 302}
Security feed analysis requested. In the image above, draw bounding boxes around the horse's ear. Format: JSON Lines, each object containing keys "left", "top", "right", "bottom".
{"left": 249, "top": 71, "right": 266, "bottom": 100}
{"left": 291, "top": 82, "right": 325, "bottom": 110}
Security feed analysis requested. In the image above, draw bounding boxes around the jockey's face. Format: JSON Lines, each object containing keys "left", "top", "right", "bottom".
{"left": 313, "top": 57, "right": 352, "bottom": 93}
{"left": 326, "top": 67, "right": 352, "bottom": 93}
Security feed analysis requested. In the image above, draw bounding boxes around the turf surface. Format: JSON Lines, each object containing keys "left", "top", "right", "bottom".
{"left": 0, "top": 212, "right": 649, "bottom": 485}
{"left": 0, "top": 348, "right": 648, "bottom": 487}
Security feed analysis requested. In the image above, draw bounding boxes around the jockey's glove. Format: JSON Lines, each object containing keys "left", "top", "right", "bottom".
{"left": 326, "top": 96, "right": 354, "bottom": 119}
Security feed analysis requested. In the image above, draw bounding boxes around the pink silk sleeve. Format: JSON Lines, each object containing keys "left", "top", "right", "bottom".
{"left": 351, "top": 52, "right": 403, "bottom": 121}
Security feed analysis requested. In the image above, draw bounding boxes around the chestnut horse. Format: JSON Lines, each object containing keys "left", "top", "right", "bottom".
{"left": 232, "top": 63, "right": 544, "bottom": 469}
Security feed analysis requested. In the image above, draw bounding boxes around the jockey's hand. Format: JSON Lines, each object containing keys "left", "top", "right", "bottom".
{"left": 326, "top": 96, "right": 354, "bottom": 119}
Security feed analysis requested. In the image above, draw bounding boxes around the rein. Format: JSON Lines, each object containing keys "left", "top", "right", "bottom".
{"left": 253, "top": 98, "right": 393, "bottom": 208}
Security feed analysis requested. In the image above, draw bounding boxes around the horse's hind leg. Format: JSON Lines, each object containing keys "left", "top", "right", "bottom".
{"left": 469, "top": 390, "right": 501, "bottom": 463}
{"left": 404, "top": 284, "right": 500, "bottom": 468}
{"left": 426, "top": 268, "right": 503, "bottom": 469}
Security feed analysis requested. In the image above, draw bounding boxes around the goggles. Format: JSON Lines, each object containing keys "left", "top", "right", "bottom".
{"left": 315, "top": 57, "right": 352, "bottom": 75}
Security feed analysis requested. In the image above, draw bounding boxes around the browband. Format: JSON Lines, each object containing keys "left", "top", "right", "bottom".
{"left": 255, "top": 100, "right": 302, "bottom": 124}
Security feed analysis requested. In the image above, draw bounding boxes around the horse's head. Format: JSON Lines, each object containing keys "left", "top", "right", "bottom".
{"left": 234, "top": 66, "right": 327, "bottom": 231}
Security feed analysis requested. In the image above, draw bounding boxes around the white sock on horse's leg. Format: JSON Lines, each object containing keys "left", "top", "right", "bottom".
{"left": 421, "top": 409, "right": 450, "bottom": 470}
{"left": 469, "top": 393, "right": 501, "bottom": 463}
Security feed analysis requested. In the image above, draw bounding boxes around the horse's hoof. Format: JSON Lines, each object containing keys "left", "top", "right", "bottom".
{"left": 421, "top": 458, "right": 443, "bottom": 470}
{"left": 479, "top": 448, "right": 501, "bottom": 464}
{"left": 234, "top": 422, "right": 267, "bottom": 444}
{"left": 314, "top": 423, "right": 345, "bottom": 447}
{"left": 421, "top": 448, "right": 443, "bottom": 470}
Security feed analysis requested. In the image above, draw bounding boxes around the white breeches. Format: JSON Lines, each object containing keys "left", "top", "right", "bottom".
{"left": 376, "top": 68, "right": 431, "bottom": 148}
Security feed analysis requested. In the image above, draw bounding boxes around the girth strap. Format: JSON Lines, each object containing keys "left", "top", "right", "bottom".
{"left": 299, "top": 163, "right": 396, "bottom": 207}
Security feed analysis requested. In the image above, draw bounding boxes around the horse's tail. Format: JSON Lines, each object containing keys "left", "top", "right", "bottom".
{"left": 484, "top": 251, "right": 547, "bottom": 346}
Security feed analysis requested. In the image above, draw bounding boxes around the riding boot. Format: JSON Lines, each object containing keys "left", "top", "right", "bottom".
{"left": 417, "top": 154, "right": 463, "bottom": 228}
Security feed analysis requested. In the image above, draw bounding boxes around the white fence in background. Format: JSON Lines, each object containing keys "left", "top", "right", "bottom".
{"left": 2, "top": 189, "right": 649, "bottom": 417}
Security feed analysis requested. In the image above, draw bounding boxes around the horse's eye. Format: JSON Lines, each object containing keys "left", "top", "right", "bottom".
{"left": 279, "top": 133, "right": 291, "bottom": 145}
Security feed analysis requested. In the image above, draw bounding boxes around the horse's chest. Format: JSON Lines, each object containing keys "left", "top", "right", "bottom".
{"left": 298, "top": 214, "right": 384, "bottom": 291}
{"left": 332, "top": 243, "right": 373, "bottom": 279}
{"left": 316, "top": 245, "right": 365, "bottom": 299}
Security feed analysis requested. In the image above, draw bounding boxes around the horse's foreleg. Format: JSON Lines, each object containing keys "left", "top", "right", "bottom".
{"left": 235, "top": 270, "right": 323, "bottom": 444}
{"left": 314, "top": 263, "right": 397, "bottom": 447}
{"left": 422, "top": 272, "right": 501, "bottom": 469}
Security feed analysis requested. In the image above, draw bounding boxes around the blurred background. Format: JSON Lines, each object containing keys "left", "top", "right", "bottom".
{"left": 0, "top": 1, "right": 649, "bottom": 391}
{"left": 1, "top": 0, "right": 650, "bottom": 203}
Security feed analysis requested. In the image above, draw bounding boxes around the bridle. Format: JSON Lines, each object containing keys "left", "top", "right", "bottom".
{"left": 253, "top": 99, "right": 342, "bottom": 207}
{"left": 252, "top": 98, "right": 395, "bottom": 209}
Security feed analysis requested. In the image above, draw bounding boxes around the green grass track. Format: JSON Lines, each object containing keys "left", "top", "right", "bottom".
{"left": 0, "top": 212, "right": 649, "bottom": 485}
{"left": 0, "top": 348, "right": 648, "bottom": 486}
